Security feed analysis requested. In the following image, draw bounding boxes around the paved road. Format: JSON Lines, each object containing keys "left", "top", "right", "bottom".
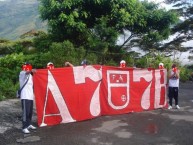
{"left": 0, "top": 82, "right": 193, "bottom": 145}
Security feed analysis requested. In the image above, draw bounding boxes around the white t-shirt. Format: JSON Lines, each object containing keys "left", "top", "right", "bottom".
{"left": 168, "top": 70, "right": 179, "bottom": 87}
{"left": 19, "top": 71, "right": 34, "bottom": 100}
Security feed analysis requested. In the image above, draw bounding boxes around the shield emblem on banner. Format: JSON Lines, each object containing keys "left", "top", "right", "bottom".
{"left": 107, "top": 70, "right": 130, "bottom": 110}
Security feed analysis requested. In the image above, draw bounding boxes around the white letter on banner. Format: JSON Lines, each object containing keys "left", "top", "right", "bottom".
{"left": 73, "top": 66, "right": 102, "bottom": 116}
{"left": 154, "top": 69, "right": 167, "bottom": 108}
{"left": 40, "top": 70, "right": 76, "bottom": 127}
{"left": 133, "top": 69, "right": 153, "bottom": 110}
{"left": 107, "top": 70, "right": 130, "bottom": 110}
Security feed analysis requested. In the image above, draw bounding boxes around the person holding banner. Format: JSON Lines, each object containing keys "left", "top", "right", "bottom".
{"left": 168, "top": 64, "right": 180, "bottom": 110}
{"left": 120, "top": 60, "right": 126, "bottom": 68}
{"left": 19, "top": 62, "right": 37, "bottom": 134}
{"left": 47, "top": 62, "right": 54, "bottom": 69}
{"left": 81, "top": 59, "right": 88, "bottom": 66}
{"left": 159, "top": 63, "right": 164, "bottom": 69}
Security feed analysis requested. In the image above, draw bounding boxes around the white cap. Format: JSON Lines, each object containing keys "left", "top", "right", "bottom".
{"left": 120, "top": 60, "right": 126, "bottom": 64}
{"left": 159, "top": 63, "right": 164, "bottom": 66}
{"left": 47, "top": 62, "right": 53, "bottom": 66}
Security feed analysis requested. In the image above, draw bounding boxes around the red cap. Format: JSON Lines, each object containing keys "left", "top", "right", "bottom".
{"left": 22, "top": 63, "right": 32, "bottom": 71}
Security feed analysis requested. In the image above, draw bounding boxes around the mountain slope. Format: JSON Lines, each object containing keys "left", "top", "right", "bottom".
{"left": 0, "top": 0, "right": 47, "bottom": 40}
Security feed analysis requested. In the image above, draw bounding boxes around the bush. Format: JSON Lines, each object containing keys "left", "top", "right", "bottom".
{"left": 49, "top": 41, "right": 95, "bottom": 66}
{"left": 179, "top": 67, "right": 191, "bottom": 82}
{"left": 0, "top": 79, "right": 17, "bottom": 100}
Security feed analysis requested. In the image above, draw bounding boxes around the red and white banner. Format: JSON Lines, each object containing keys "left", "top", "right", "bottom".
{"left": 33, "top": 65, "right": 167, "bottom": 127}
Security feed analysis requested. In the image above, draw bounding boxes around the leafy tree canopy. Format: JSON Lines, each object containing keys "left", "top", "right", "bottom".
{"left": 163, "top": 0, "right": 193, "bottom": 51}
{"left": 39, "top": 0, "right": 178, "bottom": 52}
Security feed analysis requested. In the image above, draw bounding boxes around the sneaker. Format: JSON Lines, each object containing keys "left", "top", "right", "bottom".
{"left": 22, "top": 128, "right": 30, "bottom": 134}
{"left": 28, "top": 125, "right": 37, "bottom": 130}
{"left": 168, "top": 106, "right": 172, "bottom": 110}
{"left": 176, "top": 105, "right": 180, "bottom": 109}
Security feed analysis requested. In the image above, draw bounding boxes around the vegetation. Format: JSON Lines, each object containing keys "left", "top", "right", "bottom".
{"left": 163, "top": 0, "right": 193, "bottom": 54}
{"left": 39, "top": 0, "right": 178, "bottom": 50}
{"left": 0, "top": 0, "right": 193, "bottom": 101}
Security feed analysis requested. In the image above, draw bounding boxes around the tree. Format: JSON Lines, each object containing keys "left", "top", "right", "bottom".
{"left": 39, "top": 0, "right": 178, "bottom": 65}
{"left": 163, "top": 0, "right": 193, "bottom": 51}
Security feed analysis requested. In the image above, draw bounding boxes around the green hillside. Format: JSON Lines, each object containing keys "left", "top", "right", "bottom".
{"left": 0, "top": 0, "right": 47, "bottom": 40}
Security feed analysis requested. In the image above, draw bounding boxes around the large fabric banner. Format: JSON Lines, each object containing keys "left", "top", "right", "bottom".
{"left": 33, "top": 65, "right": 167, "bottom": 127}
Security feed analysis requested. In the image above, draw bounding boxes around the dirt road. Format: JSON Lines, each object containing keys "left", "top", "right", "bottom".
{"left": 0, "top": 82, "right": 193, "bottom": 145}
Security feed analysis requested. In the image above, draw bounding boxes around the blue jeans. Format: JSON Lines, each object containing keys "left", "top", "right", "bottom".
{"left": 21, "top": 99, "right": 33, "bottom": 129}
